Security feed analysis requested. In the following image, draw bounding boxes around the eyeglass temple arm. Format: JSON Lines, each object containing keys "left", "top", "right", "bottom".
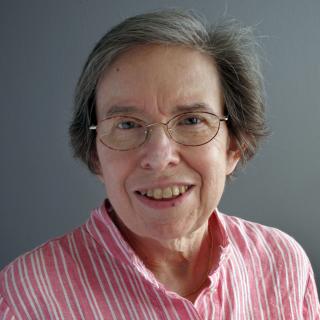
{"left": 89, "top": 125, "right": 97, "bottom": 130}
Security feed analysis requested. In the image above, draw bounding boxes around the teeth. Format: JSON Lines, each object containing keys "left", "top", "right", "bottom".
{"left": 153, "top": 188, "right": 162, "bottom": 199}
{"left": 172, "top": 186, "right": 180, "bottom": 196}
{"left": 162, "top": 187, "right": 173, "bottom": 199}
{"left": 139, "top": 185, "right": 190, "bottom": 200}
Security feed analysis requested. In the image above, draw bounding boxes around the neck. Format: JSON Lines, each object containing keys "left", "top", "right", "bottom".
{"left": 115, "top": 219, "right": 215, "bottom": 302}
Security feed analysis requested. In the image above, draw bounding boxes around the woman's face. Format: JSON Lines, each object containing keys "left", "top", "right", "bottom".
{"left": 95, "top": 45, "right": 240, "bottom": 241}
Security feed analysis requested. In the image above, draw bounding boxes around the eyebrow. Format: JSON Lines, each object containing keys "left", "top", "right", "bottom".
{"left": 173, "top": 102, "right": 212, "bottom": 113}
{"left": 103, "top": 102, "right": 213, "bottom": 117}
{"left": 104, "top": 105, "right": 141, "bottom": 117}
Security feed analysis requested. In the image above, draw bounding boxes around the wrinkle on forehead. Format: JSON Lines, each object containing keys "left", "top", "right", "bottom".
{"left": 100, "top": 102, "right": 217, "bottom": 120}
{"left": 95, "top": 44, "right": 223, "bottom": 120}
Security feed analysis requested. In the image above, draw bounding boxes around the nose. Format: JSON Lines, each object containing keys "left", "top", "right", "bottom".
{"left": 140, "top": 124, "right": 180, "bottom": 171}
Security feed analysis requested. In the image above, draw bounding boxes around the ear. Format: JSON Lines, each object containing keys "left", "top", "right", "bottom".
{"left": 90, "top": 149, "right": 105, "bottom": 183}
{"left": 226, "top": 136, "right": 241, "bottom": 176}
{"left": 97, "top": 174, "right": 105, "bottom": 184}
{"left": 94, "top": 164, "right": 105, "bottom": 184}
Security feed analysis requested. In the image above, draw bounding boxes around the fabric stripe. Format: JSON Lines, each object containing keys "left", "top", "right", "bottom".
{"left": 220, "top": 266, "right": 232, "bottom": 319}
{"left": 12, "top": 263, "right": 32, "bottom": 319}
{"left": 127, "top": 267, "right": 159, "bottom": 319}
{"left": 0, "top": 296, "right": 14, "bottom": 320}
{"left": 69, "top": 233, "right": 103, "bottom": 319}
{"left": 239, "top": 220, "right": 271, "bottom": 319}
{"left": 66, "top": 234, "right": 97, "bottom": 318}
{"left": 181, "top": 299, "right": 200, "bottom": 320}
{"left": 277, "top": 232, "right": 299, "bottom": 315}
{"left": 5, "top": 266, "right": 24, "bottom": 320}
{"left": 16, "top": 258, "right": 37, "bottom": 319}
{"left": 21, "top": 255, "right": 45, "bottom": 319}
{"left": 34, "top": 250, "right": 59, "bottom": 319}
{"left": 224, "top": 220, "right": 252, "bottom": 318}
{"left": 98, "top": 248, "right": 139, "bottom": 319}
{"left": 50, "top": 242, "right": 77, "bottom": 320}
{"left": 30, "top": 252, "right": 54, "bottom": 319}
{"left": 233, "top": 224, "right": 266, "bottom": 319}
{"left": 90, "top": 216, "right": 139, "bottom": 319}
{"left": 57, "top": 242, "right": 86, "bottom": 320}
{"left": 83, "top": 230, "right": 124, "bottom": 320}
{"left": 271, "top": 231, "right": 295, "bottom": 318}
{"left": 97, "top": 207, "right": 132, "bottom": 263}
{"left": 39, "top": 248, "right": 64, "bottom": 319}
{"left": 246, "top": 223, "right": 285, "bottom": 319}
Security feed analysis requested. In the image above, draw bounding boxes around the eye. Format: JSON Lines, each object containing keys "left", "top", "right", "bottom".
{"left": 178, "top": 114, "right": 203, "bottom": 125}
{"left": 116, "top": 119, "right": 142, "bottom": 129}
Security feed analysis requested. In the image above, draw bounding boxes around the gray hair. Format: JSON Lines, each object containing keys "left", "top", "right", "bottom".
{"left": 69, "top": 9, "right": 269, "bottom": 174}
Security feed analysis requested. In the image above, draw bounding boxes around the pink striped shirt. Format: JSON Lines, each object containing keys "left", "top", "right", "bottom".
{"left": 1, "top": 201, "right": 319, "bottom": 319}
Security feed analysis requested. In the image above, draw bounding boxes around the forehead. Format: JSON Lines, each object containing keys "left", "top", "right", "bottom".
{"left": 95, "top": 44, "right": 223, "bottom": 118}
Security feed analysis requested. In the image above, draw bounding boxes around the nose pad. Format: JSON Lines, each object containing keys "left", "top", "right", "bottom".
{"left": 145, "top": 122, "right": 171, "bottom": 143}
{"left": 140, "top": 123, "right": 179, "bottom": 170}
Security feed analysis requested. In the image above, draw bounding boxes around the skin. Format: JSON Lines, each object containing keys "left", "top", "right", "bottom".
{"left": 95, "top": 44, "right": 240, "bottom": 301}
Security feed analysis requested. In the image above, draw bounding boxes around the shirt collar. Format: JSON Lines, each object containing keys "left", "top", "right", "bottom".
{"left": 85, "top": 199, "right": 137, "bottom": 264}
{"left": 207, "top": 209, "right": 231, "bottom": 278}
{"left": 86, "top": 200, "right": 231, "bottom": 279}
{"left": 85, "top": 200, "right": 160, "bottom": 285}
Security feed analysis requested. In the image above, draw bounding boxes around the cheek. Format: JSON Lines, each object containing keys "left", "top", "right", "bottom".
{"left": 201, "top": 161, "right": 225, "bottom": 196}
{"left": 97, "top": 147, "right": 130, "bottom": 191}
{"left": 192, "top": 143, "right": 228, "bottom": 198}
{"left": 195, "top": 142, "right": 229, "bottom": 177}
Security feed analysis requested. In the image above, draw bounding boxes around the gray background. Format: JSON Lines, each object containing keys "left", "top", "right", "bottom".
{"left": 1, "top": 0, "right": 319, "bottom": 294}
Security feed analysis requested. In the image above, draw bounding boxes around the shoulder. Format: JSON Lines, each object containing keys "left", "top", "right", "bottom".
{"left": 0, "top": 224, "right": 87, "bottom": 278}
{"left": 219, "top": 212, "right": 320, "bottom": 316}
{"left": 0, "top": 225, "right": 85, "bottom": 314}
{"left": 219, "top": 212, "right": 313, "bottom": 283}
{"left": 221, "top": 212, "right": 306, "bottom": 254}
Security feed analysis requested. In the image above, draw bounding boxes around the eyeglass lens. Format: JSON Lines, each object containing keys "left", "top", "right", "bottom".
{"left": 96, "top": 112, "right": 222, "bottom": 150}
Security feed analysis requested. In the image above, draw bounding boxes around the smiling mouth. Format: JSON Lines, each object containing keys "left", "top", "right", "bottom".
{"left": 136, "top": 185, "right": 192, "bottom": 200}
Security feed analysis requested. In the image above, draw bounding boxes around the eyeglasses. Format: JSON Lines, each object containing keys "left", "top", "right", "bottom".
{"left": 89, "top": 111, "right": 228, "bottom": 151}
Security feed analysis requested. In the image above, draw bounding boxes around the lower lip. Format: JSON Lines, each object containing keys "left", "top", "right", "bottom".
{"left": 134, "top": 187, "right": 193, "bottom": 209}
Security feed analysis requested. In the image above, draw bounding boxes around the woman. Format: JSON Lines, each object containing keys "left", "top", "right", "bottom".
{"left": 1, "top": 9, "right": 319, "bottom": 319}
